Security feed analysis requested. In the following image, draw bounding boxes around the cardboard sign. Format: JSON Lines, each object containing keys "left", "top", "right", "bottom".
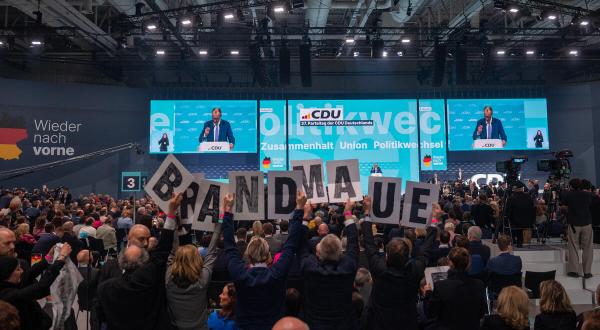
{"left": 144, "top": 154, "right": 194, "bottom": 213}
{"left": 267, "top": 171, "right": 303, "bottom": 219}
{"left": 368, "top": 176, "right": 402, "bottom": 224}
{"left": 291, "top": 159, "right": 328, "bottom": 204}
{"left": 326, "top": 159, "right": 363, "bottom": 203}
{"left": 192, "top": 180, "right": 228, "bottom": 231}
{"left": 401, "top": 181, "right": 440, "bottom": 229}
{"left": 228, "top": 171, "right": 265, "bottom": 220}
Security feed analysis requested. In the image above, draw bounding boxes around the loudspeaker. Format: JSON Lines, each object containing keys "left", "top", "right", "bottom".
{"left": 299, "top": 44, "right": 312, "bottom": 87}
{"left": 371, "top": 39, "right": 384, "bottom": 58}
{"left": 279, "top": 46, "right": 290, "bottom": 85}
{"left": 432, "top": 44, "right": 447, "bottom": 87}
{"left": 454, "top": 47, "right": 467, "bottom": 85}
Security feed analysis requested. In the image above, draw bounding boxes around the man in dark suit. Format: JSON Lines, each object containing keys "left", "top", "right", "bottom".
{"left": 199, "top": 107, "right": 235, "bottom": 150}
{"left": 472, "top": 105, "right": 507, "bottom": 146}
{"left": 32, "top": 225, "right": 63, "bottom": 255}
{"left": 467, "top": 226, "right": 491, "bottom": 266}
{"left": 424, "top": 247, "right": 487, "bottom": 330}
{"left": 486, "top": 234, "right": 522, "bottom": 275}
{"left": 506, "top": 186, "right": 535, "bottom": 247}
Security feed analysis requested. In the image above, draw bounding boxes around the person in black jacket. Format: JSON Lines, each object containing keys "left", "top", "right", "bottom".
{"left": 299, "top": 198, "right": 359, "bottom": 330}
{"left": 562, "top": 179, "right": 594, "bottom": 278}
{"left": 0, "top": 243, "right": 71, "bottom": 330}
{"left": 471, "top": 193, "right": 495, "bottom": 229}
{"left": 506, "top": 187, "right": 536, "bottom": 247}
{"left": 424, "top": 246, "right": 488, "bottom": 330}
{"left": 96, "top": 193, "right": 181, "bottom": 330}
{"left": 223, "top": 191, "right": 306, "bottom": 330}
{"left": 158, "top": 133, "right": 169, "bottom": 152}
{"left": 360, "top": 196, "right": 435, "bottom": 330}
{"left": 534, "top": 280, "right": 577, "bottom": 330}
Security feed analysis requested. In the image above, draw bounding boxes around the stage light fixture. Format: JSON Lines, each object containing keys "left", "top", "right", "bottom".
{"left": 401, "top": 38, "right": 411, "bottom": 44}
{"left": 0, "top": 41, "right": 3, "bottom": 46}
{"left": 496, "top": 50, "right": 505, "bottom": 55}
{"left": 31, "top": 40, "right": 42, "bottom": 46}
{"left": 397, "top": 51, "right": 403, "bottom": 56}
{"left": 353, "top": 51, "right": 359, "bottom": 57}
{"left": 526, "top": 50, "right": 535, "bottom": 55}
{"left": 508, "top": 6, "right": 519, "bottom": 13}
{"left": 230, "top": 50, "right": 239, "bottom": 55}
{"left": 273, "top": 5, "right": 285, "bottom": 13}
{"left": 146, "top": 23, "right": 157, "bottom": 30}
{"left": 156, "top": 49, "right": 165, "bottom": 55}
{"left": 199, "top": 50, "right": 208, "bottom": 55}
{"left": 382, "top": 51, "right": 388, "bottom": 57}
{"left": 224, "top": 12, "right": 235, "bottom": 19}
{"left": 580, "top": 18, "right": 590, "bottom": 26}
{"left": 345, "top": 38, "right": 355, "bottom": 44}
{"left": 181, "top": 18, "right": 192, "bottom": 25}
{"left": 569, "top": 49, "right": 578, "bottom": 56}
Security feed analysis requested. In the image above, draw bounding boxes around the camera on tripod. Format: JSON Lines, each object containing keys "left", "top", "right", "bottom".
{"left": 496, "top": 156, "right": 528, "bottom": 185}
{"left": 537, "top": 149, "right": 573, "bottom": 183}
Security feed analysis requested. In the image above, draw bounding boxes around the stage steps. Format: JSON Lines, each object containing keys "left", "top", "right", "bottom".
{"left": 485, "top": 240, "right": 600, "bottom": 305}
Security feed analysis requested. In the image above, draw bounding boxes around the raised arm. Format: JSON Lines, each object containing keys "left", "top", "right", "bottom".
{"left": 222, "top": 194, "right": 247, "bottom": 282}
{"left": 343, "top": 199, "right": 358, "bottom": 262}
{"left": 155, "top": 192, "right": 181, "bottom": 268}
{"left": 360, "top": 197, "right": 387, "bottom": 278}
{"left": 271, "top": 191, "right": 306, "bottom": 279}
{"left": 200, "top": 222, "right": 222, "bottom": 283}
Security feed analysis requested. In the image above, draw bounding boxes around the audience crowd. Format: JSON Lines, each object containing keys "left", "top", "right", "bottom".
{"left": 0, "top": 180, "right": 600, "bottom": 330}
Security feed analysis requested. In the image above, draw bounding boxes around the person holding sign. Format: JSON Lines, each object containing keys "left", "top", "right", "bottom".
{"left": 222, "top": 191, "right": 307, "bottom": 329}
{"left": 199, "top": 107, "right": 235, "bottom": 150}
{"left": 360, "top": 196, "right": 436, "bottom": 330}
{"left": 299, "top": 198, "right": 359, "bottom": 330}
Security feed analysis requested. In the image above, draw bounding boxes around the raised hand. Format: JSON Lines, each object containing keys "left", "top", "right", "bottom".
{"left": 303, "top": 200, "right": 313, "bottom": 219}
{"left": 344, "top": 198, "right": 355, "bottom": 213}
{"left": 222, "top": 193, "right": 235, "bottom": 214}
{"left": 296, "top": 190, "right": 307, "bottom": 210}
{"left": 363, "top": 196, "right": 371, "bottom": 215}
{"left": 168, "top": 192, "right": 183, "bottom": 216}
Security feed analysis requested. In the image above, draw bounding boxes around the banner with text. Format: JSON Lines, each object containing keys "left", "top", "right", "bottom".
{"left": 401, "top": 181, "right": 440, "bottom": 229}
{"left": 259, "top": 100, "right": 287, "bottom": 172}
{"left": 419, "top": 99, "right": 447, "bottom": 171}
{"left": 291, "top": 159, "right": 328, "bottom": 204}
{"left": 368, "top": 176, "right": 402, "bottom": 224}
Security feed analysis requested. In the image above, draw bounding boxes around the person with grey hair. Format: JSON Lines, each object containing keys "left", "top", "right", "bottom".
{"left": 299, "top": 198, "right": 359, "bottom": 329}
{"left": 95, "top": 192, "right": 181, "bottom": 330}
{"left": 468, "top": 225, "right": 491, "bottom": 266}
{"left": 222, "top": 191, "right": 307, "bottom": 329}
{"left": 272, "top": 316, "right": 310, "bottom": 330}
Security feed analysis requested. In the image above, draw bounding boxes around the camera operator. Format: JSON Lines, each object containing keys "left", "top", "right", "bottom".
{"left": 561, "top": 178, "right": 594, "bottom": 278}
{"left": 505, "top": 186, "right": 536, "bottom": 248}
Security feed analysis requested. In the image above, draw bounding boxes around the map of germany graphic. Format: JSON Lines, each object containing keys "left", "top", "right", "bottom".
{"left": 0, "top": 113, "right": 27, "bottom": 160}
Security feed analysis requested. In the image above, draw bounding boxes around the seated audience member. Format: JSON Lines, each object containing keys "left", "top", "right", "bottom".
{"left": 535, "top": 280, "right": 577, "bottom": 330}
{"left": 444, "top": 222, "right": 456, "bottom": 246}
{"left": 0, "top": 300, "right": 20, "bottom": 330}
{"left": 578, "top": 284, "right": 600, "bottom": 329}
{"left": 354, "top": 267, "right": 372, "bottom": 319}
{"left": 222, "top": 191, "right": 306, "bottom": 329}
{"left": 96, "top": 218, "right": 117, "bottom": 252}
{"left": 207, "top": 282, "right": 239, "bottom": 330}
{"left": 361, "top": 196, "right": 433, "bottom": 330}
{"left": 487, "top": 234, "right": 522, "bottom": 275}
{"left": 285, "top": 288, "right": 302, "bottom": 317}
{"left": 251, "top": 221, "right": 263, "bottom": 238}
{"left": 468, "top": 226, "right": 491, "bottom": 266}
{"left": 96, "top": 193, "right": 180, "bottom": 330}
{"left": 0, "top": 243, "right": 71, "bottom": 330}
{"left": 272, "top": 316, "right": 310, "bottom": 330}
{"left": 166, "top": 198, "right": 224, "bottom": 330}
{"left": 424, "top": 247, "right": 487, "bottom": 329}
{"left": 32, "top": 224, "right": 63, "bottom": 255}
{"left": 430, "top": 230, "right": 452, "bottom": 266}
{"left": 80, "top": 217, "right": 98, "bottom": 238}
{"left": 235, "top": 227, "right": 248, "bottom": 256}
{"left": 453, "top": 234, "right": 470, "bottom": 249}
{"left": 14, "top": 223, "right": 35, "bottom": 260}
{"left": 299, "top": 198, "right": 359, "bottom": 329}
{"left": 309, "top": 223, "right": 329, "bottom": 253}
{"left": 263, "top": 222, "right": 282, "bottom": 255}
{"left": 583, "top": 316, "right": 600, "bottom": 330}
{"left": 274, "top": 220, "right": 290, "bottom": 243}
{"left": 482, "top": 286, "right": 530, "bottom": 330}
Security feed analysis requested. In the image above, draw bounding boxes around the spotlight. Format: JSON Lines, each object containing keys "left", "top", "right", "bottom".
{"left": 0, "top": 41, "right": 3, "bottom": 46}
{"left": 224, "top": 12, "right": 235, "bottom": 20}
{"left": 569, "top": 49, "right": 578, "bottom": 56}
{"left": 397, "top": 51, "right": 403, "bottom": 56}
{"left": 382, "top": 51, "right": 388, "bottom": 57}
{"left": 353, "top": 51, "right": 359, "bottom": 57}
{"left": 230, "top": 50, "right": 239, "bottom": 55}
{"left": 156, "top": 49, "right": 165, "bottom": 55}
{"left": 273, "top": 6, "right": 286, "bottom": 13}
{"left": 199, "top": 50, "right": 208, "bottom": 55}
{"left": 547, "top": 14, "right": 557, "bottom": 20}
{"left": 401, "top": 38, "right": 411, "bottom": 44}
{"left": 496, "top": 50, "right": 505, "bottom": 55}
{"left": 181, "top": 18, "right": 192, "bottom": 25}
{"left": 31, "top": 40, "right": 42, "bottom": 46}
{"left": 345, "top": 38, "right": 355, "bottom": 44}
{"left": 580, "top": 18, "right": 590, "bottom": 26}
{"left": 508, "top": 6, "right": 519, "bottom": 13}
{"left": 526, "top": 50, "right": 535, "bottom": 55}
{"left": 146, "top": 23, "right": 157, "bottom": 30}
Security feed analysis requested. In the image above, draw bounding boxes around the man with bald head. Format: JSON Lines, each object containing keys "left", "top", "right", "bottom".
{"left": 0, "top": 227, "right": 16, "bottom": 257}
{"left": 98, "top": 223, "right": 152, "bottom": 282}
{"left": 61, "top": 221, "right": 83, "bottom": 262}
{"left": 273, "top": 317, "right": 309, "bottom": 330}
{"left": 77, "top": 249, "right": 100, "bottom": 325}
{"left": 309, "top": 223, "right": 329, "bottom": 253}
{"left": 96, "top": 194, "right": 181, "bottom": 330}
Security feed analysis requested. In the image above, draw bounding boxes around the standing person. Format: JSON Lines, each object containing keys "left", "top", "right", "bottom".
{"left": 424, "top": 247, "right": 487, "bottom": 329}
{"left": 222, "top": 191, "right": 306, "bottom": 329}
{"left": 370, "top": 163, "right": 382, "bottom": 174}
{"left": 471, "top": 193, "right": 495, "bottom": 229}
{"left": 165, "top": 197, "right": 224, "bottom": 330}
{"left": 299, "top": 198, "right": 360, "bottom": 330}
{"left": 207, "top": 283, "right": 239, "bottom": 330}
{"left": 562, "top": 179, "right": 594, "bottom": 278}
{"left": 534, "top": 130, "right": 544, "bottom": 148}
{"left": 360, "top": 196, "right": 433, "bottom": 330}
{"left": 96, "top": 218, "right": 117, "bottom": 253}
{"left": 482, "top": 286, "right": 530, "bottom": 330}
{"left": 534, "top": 280, "right": 577, "bottom": 330}
{"left": 506, "top": 186, "right": 536, "bottom": 248}
{"left": 472, "top": 105, "right": 507, "bottom": 146}
{"left": 199, "top": 107, "right": 235, "bottom": 150}
{"left": 158, "top": 133, "right": 169, "bottom": 152}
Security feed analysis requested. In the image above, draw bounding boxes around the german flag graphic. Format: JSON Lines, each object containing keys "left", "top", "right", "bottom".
{"left": 0, "top": 113, "right": 27, "bottom": 160}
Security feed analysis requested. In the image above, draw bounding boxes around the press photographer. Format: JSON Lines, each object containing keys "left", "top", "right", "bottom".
{"left": 561, "top": 178, "right": 594, "bottom": 278}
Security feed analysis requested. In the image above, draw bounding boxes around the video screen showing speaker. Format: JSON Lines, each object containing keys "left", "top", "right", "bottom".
{"left": 287, "top": 99, "right": 420, "bottom": 191}
{"left": 447, "top": 98, "right": 549, "bottom": 151}
{"left": 150, "top": 100, "right": 258, "bottom": 154}
{"left": 259, "top": 100, "right": 287, "bottom": 172}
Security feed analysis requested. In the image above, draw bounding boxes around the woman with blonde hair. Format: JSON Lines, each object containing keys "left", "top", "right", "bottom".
{"left": 482, "top": 286, "right": 530, "bottom": 330}
{"left": 251, "top": 220, "right": 264, "bottom": 237}
{"left": 534, "top": 280, "right": 576, "bottom": 330}
{"left": 165, "top": 215, "right": 223, "bottom": 330}
{"left": 14, "top": 223, "right": 36, "bottom": 260}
